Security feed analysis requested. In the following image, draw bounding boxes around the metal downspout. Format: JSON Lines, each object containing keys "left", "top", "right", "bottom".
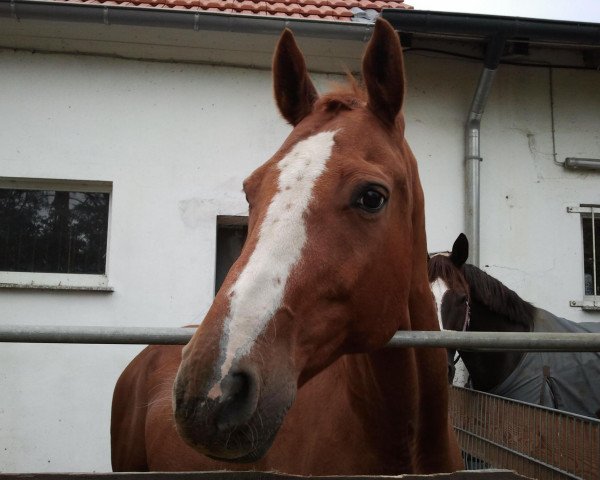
{"left": 465, "top": 35, "right": 505, "bottom": 266}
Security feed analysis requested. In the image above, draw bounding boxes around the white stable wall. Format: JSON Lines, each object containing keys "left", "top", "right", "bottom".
{"left": 407, "top": 55, "right": 600, "bottom": 317}
{"left": 0, "top": 47, "right": 598, "bottom": 473}
{"left": 479, "top": 66, "right": 600, "bottom": 314}
{"left": 0, "top": 51, "right": 291, "bottom": 473}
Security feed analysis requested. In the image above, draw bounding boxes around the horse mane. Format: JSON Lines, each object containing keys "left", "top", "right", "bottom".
{"left": 462, "top": 264, "right": 535, "bottom": 328}
{"left": 314, "top": 75, "right": 368, "bottom": 113}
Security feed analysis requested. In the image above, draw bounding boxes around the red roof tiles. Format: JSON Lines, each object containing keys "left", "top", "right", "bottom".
{"left": 50, "top": 0, "right": 412, "bottom": 22}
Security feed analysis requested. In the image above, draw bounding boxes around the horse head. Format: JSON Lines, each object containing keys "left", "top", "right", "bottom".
{"left": 428, "top": 233, "right": 471, "bottom": 332}
{"left": 172, "top": 19, "right": 434, "bottom": 462}
{"left": 428, "top": 233, "right": 470, "bottom": 382}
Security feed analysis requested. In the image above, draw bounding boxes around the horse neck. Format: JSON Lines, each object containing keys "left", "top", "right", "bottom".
{"left": 342, "top": 347, "right": 418, "bottom": 418}
{"left": 458, "top": 298, "right": 529, "bottom": 391}
{"left": 336, "top": 344, "right": 452, "bottom": 472}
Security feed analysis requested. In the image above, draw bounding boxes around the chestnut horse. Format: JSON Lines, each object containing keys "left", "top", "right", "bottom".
{"left": 111, "top": 19, "right": 462, "bottom": 475}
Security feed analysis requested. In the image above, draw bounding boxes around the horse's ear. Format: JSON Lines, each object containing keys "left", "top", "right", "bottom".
{"left": 273, "top": 29, "right": 318, "bottom": 126}
{"left": 450, "top": 233, "right": 469, "bottom": 267}
{"left": 362, "top": 19, "right": 405, "bottom": 126}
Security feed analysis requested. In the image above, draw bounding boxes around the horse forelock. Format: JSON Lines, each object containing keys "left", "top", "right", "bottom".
{"left": 462, "top": 264, "right": 535, "bottom": 328}
{"left": 314, "top": 78, "right": 406, "bottom": 134}
{"left": 315, "top": 76, "right": 367, "bottom": 112}
{"left": 427, "top": 254, "right": 469, "bottom": 294}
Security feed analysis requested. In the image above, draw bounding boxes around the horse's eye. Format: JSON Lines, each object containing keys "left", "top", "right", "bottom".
{"left": 356, "top": 189, "right": 387, "bottom": 212}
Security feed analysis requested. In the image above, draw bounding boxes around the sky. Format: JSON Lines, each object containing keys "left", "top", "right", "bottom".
{"left": 408, "top": 0, "right": 600, "bottom": 23}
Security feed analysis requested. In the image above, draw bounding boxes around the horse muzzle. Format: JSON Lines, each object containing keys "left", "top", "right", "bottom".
{"left": 173, "top": 360, "right": 296, "bottom": 462}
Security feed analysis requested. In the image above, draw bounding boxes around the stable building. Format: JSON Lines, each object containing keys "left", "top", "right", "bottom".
{"left": 0, "top": 0, "right": 599, "bottom": 473}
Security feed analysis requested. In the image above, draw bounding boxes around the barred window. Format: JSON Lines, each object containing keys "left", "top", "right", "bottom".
{"left": 582, "top": 207, "right": 599, "bottom": 297}
{"left": 568, "top": 205, "right": 600, "bottom": 310}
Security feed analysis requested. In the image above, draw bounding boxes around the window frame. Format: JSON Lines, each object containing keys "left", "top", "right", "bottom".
{"left": 0, "top": 177, "right": 113, "bottom": 292}
{"left": 567, "top": 204, "right": 599, "bottom": 311}
{"left": 214, "top": 215, "right": 248, "bottom": 296}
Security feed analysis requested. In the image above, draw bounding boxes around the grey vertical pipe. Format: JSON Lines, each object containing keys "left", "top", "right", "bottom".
{"left": 465, "top": 68, "right": 496, "bottom": 266}
{"left": 465, "top": 36, "right": 505, "bottom": 266}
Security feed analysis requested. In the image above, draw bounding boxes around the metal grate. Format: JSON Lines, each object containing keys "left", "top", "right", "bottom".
{"left": 449, "top": 386, "right": 600, "bottom": 480}
{"left": 567, "top": 205, "right": 600, "bottom": 310}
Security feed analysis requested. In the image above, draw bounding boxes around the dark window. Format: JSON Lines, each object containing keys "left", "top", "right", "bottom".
{"left": 583, "top": 212, "right": 599, "bottom": 296}
{"left": 215, "top": 216, "right": 248, "bottom": 294}
{"left": 0, "top": 188, "right": 110, "bottom": 274}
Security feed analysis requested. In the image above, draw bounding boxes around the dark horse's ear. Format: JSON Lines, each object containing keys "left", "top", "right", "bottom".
{"left": 362, "top": 19, "right": 405, "bottom": 126}
{"left": 450, "top": 233, "right": 469, "bottom": 267}
{"left": 273, "top": 29, "right": 318, "bottom": 126}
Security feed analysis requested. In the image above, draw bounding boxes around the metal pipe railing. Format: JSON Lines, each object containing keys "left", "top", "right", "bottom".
{"left": 386, "top": 330, "right": 600, "bottom": 352}
{"left": 1, "top": 325, "right": 600, "bottom": 351}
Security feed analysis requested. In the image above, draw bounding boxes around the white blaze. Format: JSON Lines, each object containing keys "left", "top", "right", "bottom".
{"left": 430, "top": 278, "right": 450, "bottom": 330}
{"left": 208, "top": 130, "right": 337, "bottom": 398}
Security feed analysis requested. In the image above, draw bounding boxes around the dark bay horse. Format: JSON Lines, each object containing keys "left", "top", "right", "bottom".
{"left": 111, "top": 19, "right": 462, "bottom": 474}
{"left": 429, "top": 233, "right": 600, "bottom": 419}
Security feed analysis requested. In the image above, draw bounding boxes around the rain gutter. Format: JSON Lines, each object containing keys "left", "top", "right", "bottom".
{"left": 382, "top": 10, "right": 600, "bottom": 47}
{"left": 3, "top": 2, "right": 599, "bottom": 46}
{"left": 0, "top": 0, "right": 374, "bottom": 41}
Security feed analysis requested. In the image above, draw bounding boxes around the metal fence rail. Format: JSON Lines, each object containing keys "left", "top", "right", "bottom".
{"left": 449, "top": 386, "right": 600, "bottom": 480}
{"left": 1, "top": 325, "right": 600, "bottom": 351}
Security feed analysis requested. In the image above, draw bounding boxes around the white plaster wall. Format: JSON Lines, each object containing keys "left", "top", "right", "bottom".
{"left": 404, "top": 53, "right": 476, "bottom": 250}
{"left": 0, "top": 49, "right": 598, "bottom": 473}
{"left": 0, "top": 51, "right": 300, "bottom": 473}
{"left": 405, "top": 55, "right": 600, "bottom": 388}
{"left": 479, "top": 66, "right": 600, "bottom": 321}
{"left": 404, "top": 53, "right": 599, "bottom": 322}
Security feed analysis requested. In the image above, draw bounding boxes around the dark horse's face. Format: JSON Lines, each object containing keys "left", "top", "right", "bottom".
{"left": 172, "top": 20, "right": 434, "bottom": 462}
{"left": 428, "top": 233, "right": 470, "bottom": 382}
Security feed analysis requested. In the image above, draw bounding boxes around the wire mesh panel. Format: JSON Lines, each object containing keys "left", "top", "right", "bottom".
{"left": 449, "top": 386, "right": 600, "bottom": 480}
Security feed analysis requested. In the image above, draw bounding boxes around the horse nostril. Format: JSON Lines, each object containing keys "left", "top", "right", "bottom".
{"left": 216, "top": 370, "right": 260, "bottom": 431}
{"left": 221, "top": 372, "right": 248, "bottom": 400}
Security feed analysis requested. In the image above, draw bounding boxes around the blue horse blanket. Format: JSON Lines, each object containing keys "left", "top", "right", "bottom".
{"left": 488, "top": 309, "right": 600, "bottom": 419}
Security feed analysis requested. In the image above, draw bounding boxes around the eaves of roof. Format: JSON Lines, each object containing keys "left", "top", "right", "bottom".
{"left": 0, "top": 0, "right": 396, "bottom": 42}
{"left": 1, "top": 1, "right": 597, "bottom": 72}
{"left": 2, "top": 1, "right": 598, "bottom": 47}
{"left": 383, "top": 10, "right": 600, "bottom": 48}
